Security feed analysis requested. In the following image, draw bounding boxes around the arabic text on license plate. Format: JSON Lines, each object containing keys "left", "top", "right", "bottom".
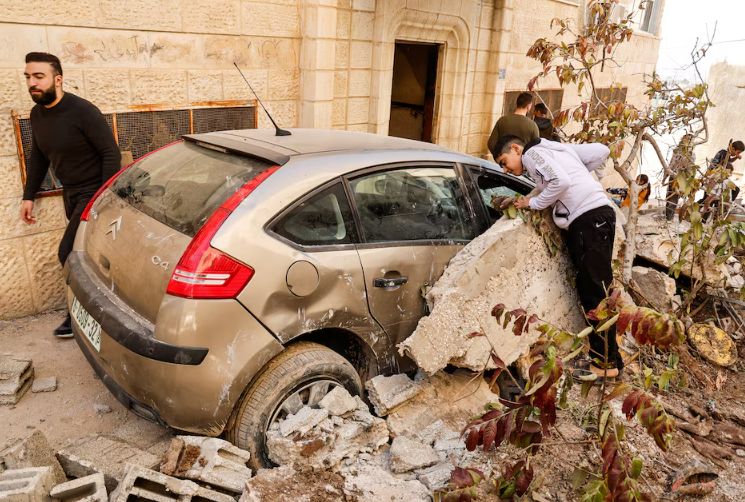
{"left": 71, "top": 296, "right": 102, "bottom": 352}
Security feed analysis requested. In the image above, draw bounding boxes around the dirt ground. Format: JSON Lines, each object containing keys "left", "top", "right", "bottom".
{"left": 0, "top": 309, "right": 173, "bottom": 456}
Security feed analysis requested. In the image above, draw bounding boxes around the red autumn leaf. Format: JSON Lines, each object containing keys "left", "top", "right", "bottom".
{"left": 521, "top": 420, "right": 542, "bottom": 434}
{"left": 465, "top": 428, "right": 480, "bottom": 452}
{"left": 515, "top": 463, "right": 534, "bottom": 496}
{"left": 513, "top": 315, "right": 527, "bottom": 336}
{"left": 490, "top": 353, "right": 507, "bottom": 369}
{"left": 481, "top": 420, "right": 497, "bottom": 451}
{"left": 467, "top": 332, "right": 484, "bottom": 339}
{"left": 622, "top": 390, "right": 641, "bottom": 419}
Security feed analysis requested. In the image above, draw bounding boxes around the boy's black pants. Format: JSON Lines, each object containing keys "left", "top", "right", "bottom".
{"left": 565, "top": 205, "right": 622, "bottom": 370}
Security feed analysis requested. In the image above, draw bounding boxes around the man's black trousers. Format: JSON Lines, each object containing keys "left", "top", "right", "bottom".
{"left": 59, "top": 187, "right": 98, "bottom": 266}
{"left": 565, "top": 205, "right": 622, "bottom": 370}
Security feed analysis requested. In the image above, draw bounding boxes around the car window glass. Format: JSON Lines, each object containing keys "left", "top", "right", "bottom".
{"left": 468, "top": 166, "right": 528, "bottom": 225}
{"left": 349, "top": 167, "right": 473, "bottom": 243}
{"left": 272, "top": 183, "right": 356, "bottom": 246}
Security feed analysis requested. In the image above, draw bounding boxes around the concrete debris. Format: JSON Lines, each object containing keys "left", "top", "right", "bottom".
{"left": 668, "top": 458, "right": 718, "bottom": 497}
{"left": 110, "top": 464, "right": 234, "bottom": 502}
{"left": 416, "top": 462, "right": 455, "bottom": 491}
{"left": 366, "top": 374, "right": 423, "bottom": 417}
{"left": 341, "top": 464, "right": 431, "bottom": 502}
{"left": 241, "top": 465, "right": 346, "bottom": 502}
{"left": 279, "top": 407, "right": 329, "bottom": 437}
{"left": 267, "top": 406, "right": 389, "bottom": 469}
{"left": 399, "top": 217, "right": 587, "bottom": 374}
{"left": 0, "top": 467, "right": 55, "bottom": 502}
{"left": 0, "top": 356, "right": 34, "bottom": 405}
{"left": 56, "top": 435, "right": 161, "bottom": 493}
{"left": 318, "top": 386, "right": 358, "bottom": 416}
{"left": 388, "top": 436, "right": 440, "bottom": 473}
{"left": 0, "top": 431, "right": 66, "bottom": 484}
{"left": 92, "top": 404, "right": 111, "bottom": 415}
{"left": 165, "top": 436, "right": 251, "bottom": 493}
{"left": 729, "top": 274, "right": 745, "bottom": 291}
{"left": 632, "top": 266, "right": 677, "bottom": 312}
{"left": 30, "top": 377, "right": 56, "bottom": 394}
{"left": 50, "top": 473, "right": 107, "bottom": 502}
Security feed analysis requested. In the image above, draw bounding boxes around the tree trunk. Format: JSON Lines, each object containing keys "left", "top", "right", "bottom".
{"left": 622, "top": 181, "right": 640, "bottom": 283}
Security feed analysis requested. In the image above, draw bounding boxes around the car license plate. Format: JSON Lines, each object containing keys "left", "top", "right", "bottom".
{"left": 71, "top": 296, "right": 102, "bottom": 352}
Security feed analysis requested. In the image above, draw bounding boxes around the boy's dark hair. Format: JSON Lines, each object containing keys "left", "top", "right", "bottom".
{"left": 25, "top": 52, "right": 63, "bottom": 77}
{"left": 534, "top": 103, "right": 548, "bottom": 115}
{"left": 516, "top": 92, "right": 534, "bottom": 110}
{"left": 732, "top": 140, "right": 745, "bottom": 152}
{"left": 492, "top": 134, "right": 525, "bottom": 158}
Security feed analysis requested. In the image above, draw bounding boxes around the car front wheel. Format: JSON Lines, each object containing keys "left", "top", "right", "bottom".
{"left": 225, "top": 341, "right": 363, "bottom": 471}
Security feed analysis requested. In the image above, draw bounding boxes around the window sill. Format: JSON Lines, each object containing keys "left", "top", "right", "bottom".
{"left": 633, "top": 30, "right": 661, "bottom": 41}
{"left": 550, "top": 0, "right": 580, "bottom": 6}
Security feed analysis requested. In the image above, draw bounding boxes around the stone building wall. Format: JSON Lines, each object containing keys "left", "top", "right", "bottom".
{"left": 0, "top": 0, "right": 664, "bottom": 319}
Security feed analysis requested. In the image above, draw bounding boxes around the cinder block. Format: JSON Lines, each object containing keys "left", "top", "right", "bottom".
{"left": 0, "top": 356, "right": 33, "bottom": 406}
{"left": 0, "top": 431, "right": 66, "bottom": 484}
{"left": 110, "top": 464, "right": 234, "bottom": 502}
{"left": 0, "top": 467, "right": 55, "bottom": 502}
{"left": 49, "top": 473, "right": 107, "bottom": 502}
{"left": 174, "top": 437, "right": 251, "bottom": 493}
{"left": 56, "top": 436, "right": 160, "bottom": 493}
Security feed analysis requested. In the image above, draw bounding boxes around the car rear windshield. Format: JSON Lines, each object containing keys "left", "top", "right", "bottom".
{"left": 111, "top": 141, "right": 274, "bottom": 237}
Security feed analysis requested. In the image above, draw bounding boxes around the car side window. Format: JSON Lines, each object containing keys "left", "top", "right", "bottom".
{"left": 349, "top": 167, "right": 474, "bottom": 243}
{"left": 272, "top": 182, "right": 357, "bottom": 246}
{"left": 468, "top": 166, "right": 529, "bottom": 225}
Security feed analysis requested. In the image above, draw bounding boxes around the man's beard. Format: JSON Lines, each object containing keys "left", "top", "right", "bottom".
{"left": 29, "top": 84, "right": 58, "bottom": 105}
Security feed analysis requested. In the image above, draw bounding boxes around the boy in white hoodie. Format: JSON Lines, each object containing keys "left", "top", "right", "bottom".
{"left": 492, "top": 134, "right": 620, "bottom": 380}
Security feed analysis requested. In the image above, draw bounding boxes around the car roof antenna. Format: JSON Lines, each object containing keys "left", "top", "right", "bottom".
{"left": 233, "top": 62, "right": 291, "bottom": 137}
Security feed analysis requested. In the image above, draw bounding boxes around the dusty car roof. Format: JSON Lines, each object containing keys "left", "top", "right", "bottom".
{"left": 186, "top": 128, "right": 457, "bottom": 159}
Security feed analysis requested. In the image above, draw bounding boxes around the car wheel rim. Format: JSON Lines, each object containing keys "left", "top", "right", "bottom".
{"left": 268, "top": 379, "right": 341, "bottom": 431}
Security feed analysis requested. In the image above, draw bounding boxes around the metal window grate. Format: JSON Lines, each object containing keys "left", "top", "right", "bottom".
{"left": 12, "top": 101, "right": 257, "bottom": 197}
{"left": 502, "top": 90, "right": 565, "bottom": 117}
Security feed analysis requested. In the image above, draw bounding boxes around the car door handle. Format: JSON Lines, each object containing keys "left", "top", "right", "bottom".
{"left": 374, "top": 277, "right": 409, "bottom": 288}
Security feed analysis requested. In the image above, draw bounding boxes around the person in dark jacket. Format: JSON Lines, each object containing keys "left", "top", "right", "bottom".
{"left": 20, "top": 52, "right": 121, "bottom": 338}
{"left": 533, "top": 103, "right": 561, "bottom": 142}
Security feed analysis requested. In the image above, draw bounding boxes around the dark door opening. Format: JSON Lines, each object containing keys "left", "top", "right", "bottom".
{"left": 389, "top": 42, "right": 439, "bottom": 143}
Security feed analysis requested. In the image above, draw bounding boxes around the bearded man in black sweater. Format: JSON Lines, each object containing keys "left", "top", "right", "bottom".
{"left": 20, "top": 52, "right": 121, "bottom": 338}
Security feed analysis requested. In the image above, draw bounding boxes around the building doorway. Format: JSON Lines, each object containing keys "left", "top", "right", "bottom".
{"left": 389, "top": 42, "right": 440, "bottom": 143}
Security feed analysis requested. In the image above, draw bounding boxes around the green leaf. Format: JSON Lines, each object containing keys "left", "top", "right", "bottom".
{"left": 571, "top": 467, "right": 589, "bottom": 490}
{"left": 577, "top": 326, "right": 594, "bottom": 338}
{"left": 599, "top": 407, "right": 611, "bottom": 437}
{"left": 597, "top": 313, "right": 620, "bottom": 332}
{"left": 508, "top": 205, "right": 518, "bottom": 219}
{"left": 630, "top": 457, "right": 643, "bottom": 479}
{"left": 668, "top": 353, "right": 679, "bottom": 369}
{"left": 562, "top": 345, "right": 585, "bottom": 363}
{"left": 658, "top": 371, "right": 670, "bottom": 391}
{"left": 581, "top": 380, "right": 594, "bottom": 398}
{"left": 525, "top": 370, "right": 551, "bottom": 396}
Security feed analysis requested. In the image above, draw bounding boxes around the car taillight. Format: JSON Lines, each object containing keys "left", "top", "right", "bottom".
{"left": 166, "top": 166, "right": 280, "bottom": 300}
{"left": 80, "top": 141, "right": 183, "bottom": 222}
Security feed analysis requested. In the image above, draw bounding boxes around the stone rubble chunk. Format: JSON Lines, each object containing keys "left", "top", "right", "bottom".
{"left": 416, "top": 462, "right": 455, "bottom": 491}
{"left": 341, "top": 464, "right": 431, "bottom": 502}
{"left": 30, "top": 377, "right": 56, "bottom": 394}
{"left": 632, "top": 266, "right": 677, "bottom": 312}
{"left": 0, "top": 356, "right": 34, "bottom": 405}
{"left": 56, "top": 435, "right": 161, "bottom": 493}
{"left": 399, "top": 217, "right": 588, "bottom": 374}
{"left": 279, "top": 407, "right": 329, "bottom": 438}
{"left": 159, "top": 438, "right": 185, "bottom": 476}
{"left": 729, "top": 275, "right": 745, "bottom": 291}
{"left": 172, "top": 437, "right": 251, "bottom": 493}
{"left": 388, "top": 436, "right": 440, "bottom": 473}
{"left": 50, "top": 473, "right": 107, "bottom": 502}
{"left": 0, "top": 467, "right": 55, "bottom": 502}
{"left": 366, "top": 374, "right": 423, "bottom": 417}
{"left": 318, "top": 386, "right": 358, "bottom": 416}
{"left": 0, "top": 431, "right": 66, "bottom": 485}
{"left": 110, "top": 464, "right": 234, "bottom": 502}
{"left": 93, "top": 404, "right": 111, "bottom": 415}
{"left": 241, "top": 465, "right": 346, "bottom": 502}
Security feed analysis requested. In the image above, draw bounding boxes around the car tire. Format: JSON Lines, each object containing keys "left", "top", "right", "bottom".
{"left": 225, "top": 341, "right": 363, "bottom": 471}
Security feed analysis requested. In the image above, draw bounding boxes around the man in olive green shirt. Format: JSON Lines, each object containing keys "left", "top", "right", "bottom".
{"left": 487, "top": 92, "right": 540, "bottom": 158}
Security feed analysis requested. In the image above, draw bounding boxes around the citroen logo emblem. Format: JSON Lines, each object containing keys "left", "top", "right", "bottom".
{"left": 105, "top": 216, "right": 123, "bottom": 241}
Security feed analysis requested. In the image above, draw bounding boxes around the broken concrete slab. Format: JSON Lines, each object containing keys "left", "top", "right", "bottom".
{"left": 30, "top": 377, "right": 56, "bottom": 394}
{"left": 56, "top": 435, "right": 161, "bottom": 493}
{"left": 279, "top": 407, "right": 329, "bottom": 437}
{"left": 400, "top": 217, "right": 587, "bottom": 374}
{"left": 50, "top": 473, "right": 107, "bottom": 502}
{"left": 267, "top": 410, "right": 389, "bottom": 469}
{"left": 341, "top": 464, "right": 431, "bottom": 502}
{"left": 388, "top": 436, "right": 440, "bottom": 473}
{"left": 0, "top": 356, "right": 34, "bottom": 406}
{"left": 366, "top": 374, "right": 423, "bottom": 417}
{"left": 0, "top": 467, "right": 55, "bottom": 502}
{"left": 241, "top": 465, "right": 346, "bottom": 502}
{"left": 318, "top": 386, "right": 358, "bottom": 416}
{"left": 169, "top": 436, "right": 251, "bottom": 493}
{"left": 0, "top": 431, "right": 66, "bottom": 485}
{"left": 110, "top": 464, "right": 234, "bottom": 502}
{"left": 632, "top": 266, "right": 677, "bottom": 312}
{"left": 416, "top": 462, "right": 455, "bottom": 491}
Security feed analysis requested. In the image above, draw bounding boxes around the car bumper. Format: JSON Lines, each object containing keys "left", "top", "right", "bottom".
{"left": 65, "top": 251, "right": 285, "bottom": 435}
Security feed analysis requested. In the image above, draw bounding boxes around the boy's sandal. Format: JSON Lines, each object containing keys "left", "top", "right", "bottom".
{"left": 572, "top": 360, "right": 622, "bottom": 386}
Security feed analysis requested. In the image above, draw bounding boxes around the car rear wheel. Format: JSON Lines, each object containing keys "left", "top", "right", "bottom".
{"left": 225, "top": 341, "right": 363, "bottom": 471}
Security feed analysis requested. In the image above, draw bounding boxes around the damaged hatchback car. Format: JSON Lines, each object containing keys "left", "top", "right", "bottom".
{"left": 64, "top": 129, "right": 532, "bottom": 469}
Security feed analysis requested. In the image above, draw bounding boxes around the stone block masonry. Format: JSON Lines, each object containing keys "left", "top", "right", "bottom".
{"left": 0, "top": 431, "right": 66, "bottom": 485}
{"left": 110, "top": 464, "right": 234, "bottom": 502}
{"left": 0, "top": 356, "right": 33, "bottom": 406}
{"left": 49, "top": 473, "right": 107, "bottom": 502}
{"left": 0, "top": 467, "right": 55, "bottom": 502}
{"left": 56, "top": 435, "right": 161, "bottom": 493}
